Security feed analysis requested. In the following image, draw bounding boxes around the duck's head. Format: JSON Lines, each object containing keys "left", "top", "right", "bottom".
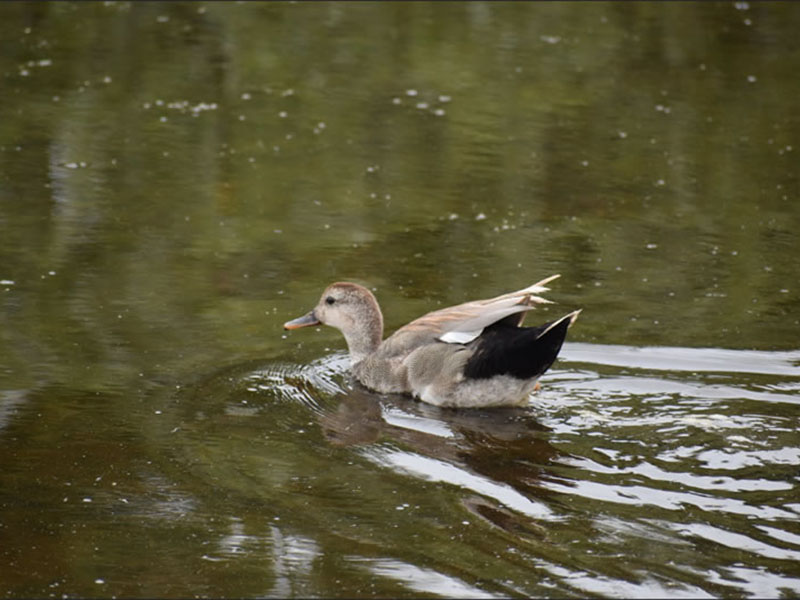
{"left": 284, "top": 282, "right": 383, "bottom": 363}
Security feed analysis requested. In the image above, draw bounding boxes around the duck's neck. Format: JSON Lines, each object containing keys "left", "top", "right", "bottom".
{"left": 343, "top": 310, "right": 383, "bottom": 366}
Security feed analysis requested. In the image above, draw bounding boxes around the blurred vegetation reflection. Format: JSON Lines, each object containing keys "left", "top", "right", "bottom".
{"left": 1, "top": 2, "right": 799, "bottom": 598}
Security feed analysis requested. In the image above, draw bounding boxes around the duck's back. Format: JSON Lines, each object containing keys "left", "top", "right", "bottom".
{"left": 349, "top": 277, "right": 578, "bottom": 407}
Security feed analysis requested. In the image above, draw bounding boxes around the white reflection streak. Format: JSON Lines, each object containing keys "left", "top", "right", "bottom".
{"left": 0, "top": 390, "right": 28, "bottom": 432}
{"left": 538, "top": 560, "right": 714, "bottom": 598}
{"left": 695, "top": 447, "right": 800, "bottom": 470}
{"left": 564, "top": 456, "right": 793, "bottom": 492}
{"left": 356, "top": 557, "right": 501, "bottom": 599}
{"left": 561, "top": 343, "right": 800, "bottom": 377}
{"left": 217, "top": 518, "right": 251, "bottom": 556}
{"left": 268, "top": 525, "right": 320, "bottom": 598}
{"left": 381, "top": 407, "right": 456, "bottom": 438}
{"left": 366, "top": 448, "right": 555, "bottom": 520}
{"left": 550, "top": 568, "right": 714, "bottom": 599}
{"left": 560, "top": 375, "right": 800, "bottom": 405}
{"left": 545, "top": 479, "right": 798, "bottom": 521}
{"left": 756, "top": 524, "right": 800, "bottom": 547}
{"left": 713, "top": 565, "right": 800, "bottom": 597}
{"left": 672, "top": 522, "right": 800, "bottom": 562}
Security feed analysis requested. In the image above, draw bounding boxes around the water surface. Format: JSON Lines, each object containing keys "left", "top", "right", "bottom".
{"left": 1, "top": 2, "right": 799, "bottom": 598}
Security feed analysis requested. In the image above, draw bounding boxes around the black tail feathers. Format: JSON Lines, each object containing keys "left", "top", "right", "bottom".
{"left": 463, "top": 314, "right": 573, "bottom": 380}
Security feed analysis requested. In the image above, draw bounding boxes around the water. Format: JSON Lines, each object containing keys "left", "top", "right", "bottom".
{"left": 1, "top": 2, "right": 799, "bottom": 598}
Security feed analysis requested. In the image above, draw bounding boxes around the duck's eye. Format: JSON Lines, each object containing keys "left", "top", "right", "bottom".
{"left": 325, "top": 296, "right": 335, "bottom": 305}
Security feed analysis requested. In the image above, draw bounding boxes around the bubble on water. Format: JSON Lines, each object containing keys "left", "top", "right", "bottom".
{"left": 241, "top": 92, "right": 251, "bottom": 100}
{"left": 747, "top": 75, "right": 757, "bottom": 83}
{"left": 646, "top": 243, "right": 658, "bottom": 249}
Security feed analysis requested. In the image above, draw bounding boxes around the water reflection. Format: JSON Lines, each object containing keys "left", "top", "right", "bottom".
{"left": 2, "top": 1, "right": 800, "bottom": 597}
{"left": 141, "top": 341, "right": 800, "bottom": 597}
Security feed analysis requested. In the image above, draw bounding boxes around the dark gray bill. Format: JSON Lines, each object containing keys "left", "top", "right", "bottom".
{"left": 283, "top": 311, "right": 321, "bottom": 330}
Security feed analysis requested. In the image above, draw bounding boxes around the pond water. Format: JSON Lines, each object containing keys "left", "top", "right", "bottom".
{"left": 1, "top": 2, "right": 799, "bottom": 598}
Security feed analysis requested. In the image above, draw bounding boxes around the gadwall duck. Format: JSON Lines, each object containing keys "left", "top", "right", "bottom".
{"left": 284, "top": 275, "right": 580, "bottom": 408}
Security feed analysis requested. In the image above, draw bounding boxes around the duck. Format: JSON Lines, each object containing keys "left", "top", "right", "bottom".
{"left": 283, "top": 275, "right": 580, "bottom": 408}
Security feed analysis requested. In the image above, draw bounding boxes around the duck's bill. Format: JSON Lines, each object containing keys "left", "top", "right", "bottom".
{"left": 283, "top": 311, "right": 321, "bottom": 330}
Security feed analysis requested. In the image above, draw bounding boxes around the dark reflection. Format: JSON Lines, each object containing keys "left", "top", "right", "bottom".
{"left": 319, "top": 384, "right": 568, "bottom": 539}
{"left": 462, "top": 496, "right": 548, "bottom": 539}
{"left": 167, "top": 357, "right": 570, "bottom": 543}
{"left": 321, "top": 384, "right": 561, "bottom": 473}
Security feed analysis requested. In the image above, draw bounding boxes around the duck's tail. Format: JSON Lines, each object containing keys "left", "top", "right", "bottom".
{"left": 488, "top": 274, "right": 561, "bottom": 307}
{"left": 463, "top": 309, "right": 579, "bottom": 381}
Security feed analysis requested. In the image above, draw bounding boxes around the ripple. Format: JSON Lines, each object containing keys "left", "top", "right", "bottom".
{"left": 544, "top": 478, "right": 798, "bottom": 521}
{"left": 535, "top": 559, "right": 716, "bottom": 599}
{"left": 364, "top": 447, "right": 556, "bottom": 521}
{"left": 669, "top": 522, "right": 800, "bottom": 561}
{"left": 561, "top": 343, "right": 800, "bottom": 377}
{"left": 350, "top": 557, "right": 502, "bottom": 599}
{"left": 552, "top": 374, "right": 800, "bottom": 406}
{"left": 694, "top": 447, "right": 800, "bottom": 470}
{"left": 239, "top": 353, "right": 350, "bottom": 412}
{"left": 563, "top": 456, "right": 793, "bottom": 492}
{"left": 157, "top": 343, "right": 800, "bottom": 598}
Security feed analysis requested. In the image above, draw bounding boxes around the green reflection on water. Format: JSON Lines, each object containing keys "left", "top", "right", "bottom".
{"left": 1, "top": 2, "right": 799, "bottom": 598}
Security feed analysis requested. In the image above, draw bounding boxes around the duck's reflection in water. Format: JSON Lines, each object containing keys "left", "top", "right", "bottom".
{"left": 319, "top": 384, "right": 566, "bottom": 534}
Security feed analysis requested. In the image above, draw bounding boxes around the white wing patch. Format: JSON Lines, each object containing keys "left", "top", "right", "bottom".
{"left": 433, "top": 276, "right": 564, "bottom": 346}
{"left": 439, "top": 330, "right": 483, "bottom": 344}
{"left": 437, "top": 302, "right": 535, "bottom": 345}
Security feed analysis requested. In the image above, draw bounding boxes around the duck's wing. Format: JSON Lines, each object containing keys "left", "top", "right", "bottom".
{"left": 383, "top": 275, "right": 561, "bottom": 352}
